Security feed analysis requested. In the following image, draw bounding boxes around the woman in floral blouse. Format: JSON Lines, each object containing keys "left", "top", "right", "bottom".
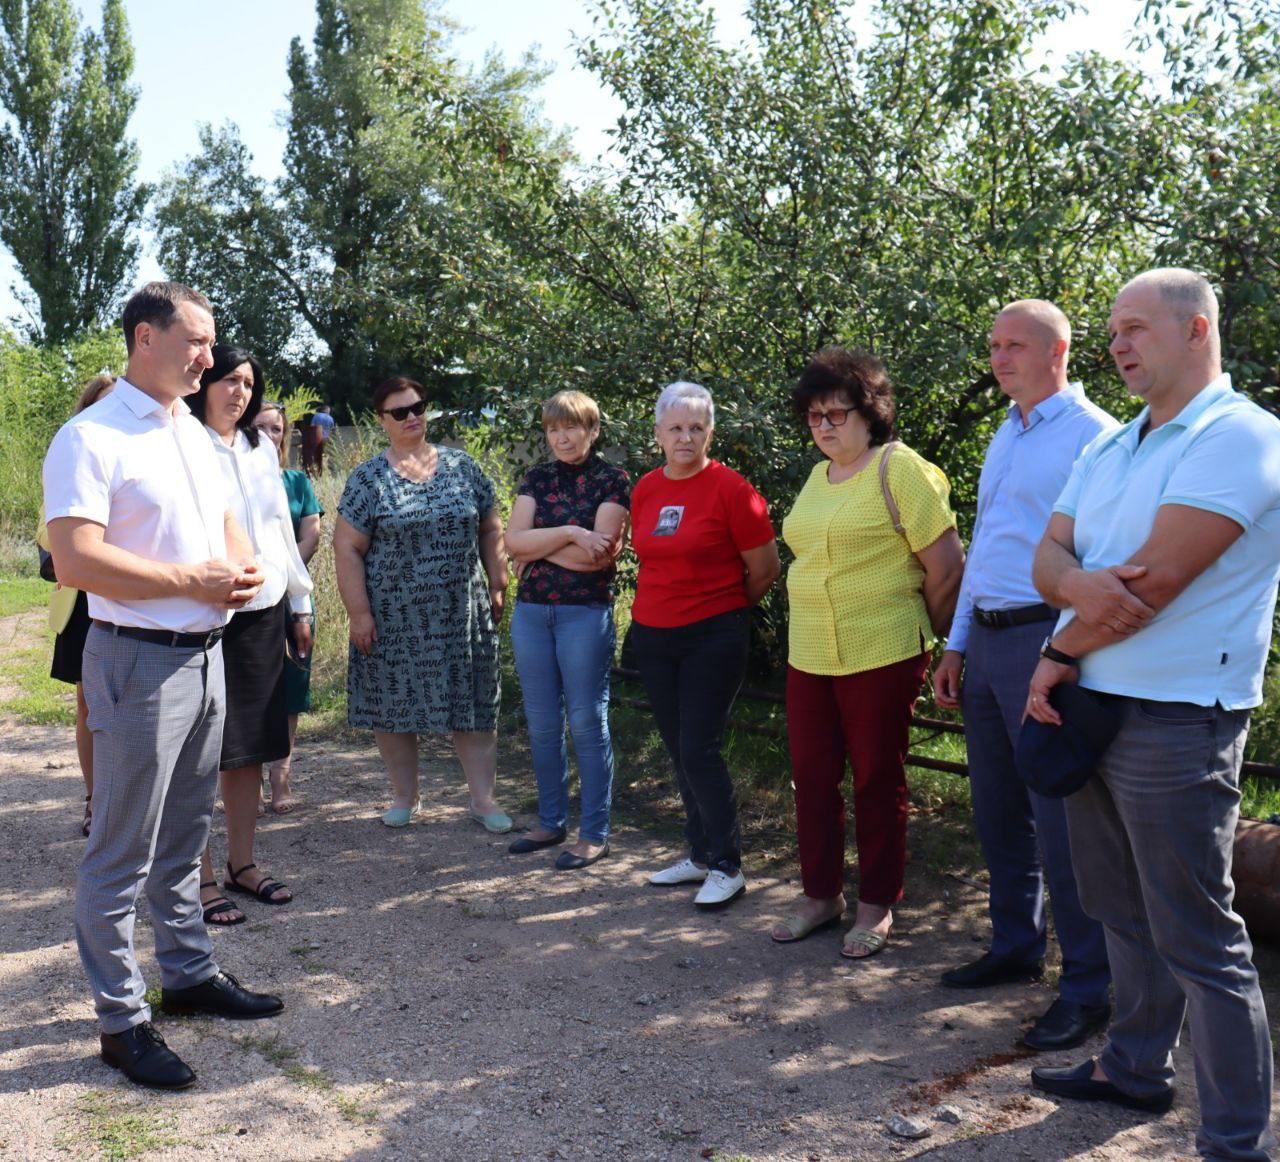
{"left": 504, "top": 391, "right": 630, "bottom": 870}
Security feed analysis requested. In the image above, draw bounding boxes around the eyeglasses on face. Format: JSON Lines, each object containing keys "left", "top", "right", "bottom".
{"left": 380, "top": 399, "right": 428, "bottom": 422}
{"left": 806, "top": 407, "right": 851, "bottom": 428}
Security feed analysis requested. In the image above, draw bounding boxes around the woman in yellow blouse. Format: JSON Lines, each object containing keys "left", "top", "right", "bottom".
{"left": 772, "top": 348, "right": 964, "bottom": 958}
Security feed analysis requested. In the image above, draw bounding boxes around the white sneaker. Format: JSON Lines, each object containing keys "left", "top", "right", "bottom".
{"left": 648, "top": 858, "right": 709, "bottom": 886}
{"left": 694, "top": 868, "right": 746, "bottom": 909}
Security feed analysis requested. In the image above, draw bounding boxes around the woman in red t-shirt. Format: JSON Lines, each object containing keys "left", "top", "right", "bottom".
{"left": 630, "top": 381, "right": 780, "bottom": 909}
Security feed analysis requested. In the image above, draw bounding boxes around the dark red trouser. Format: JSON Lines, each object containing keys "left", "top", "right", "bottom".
{"left": 786, "top": 652, "right": 929, "bottom": 906}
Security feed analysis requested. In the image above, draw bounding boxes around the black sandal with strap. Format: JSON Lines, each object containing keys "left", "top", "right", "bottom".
{"left": 200, "top": 880, "right": 245, "bottom": 926}
{"left": 225, "top": 861, "right": 292, "bottom": 906}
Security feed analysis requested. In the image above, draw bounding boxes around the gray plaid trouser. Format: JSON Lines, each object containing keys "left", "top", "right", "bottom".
{"left": 77, "top": 624, "right": 225, "bottom": 1033}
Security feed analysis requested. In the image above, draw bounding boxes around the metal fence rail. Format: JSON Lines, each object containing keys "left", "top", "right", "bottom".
{"left": 611, "top": 667, "right": 1280, "bottom": 782}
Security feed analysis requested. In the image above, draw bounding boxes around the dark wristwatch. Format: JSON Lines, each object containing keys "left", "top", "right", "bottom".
{"left": 1040, "top": 637, "right": 1080, "bottom": 666}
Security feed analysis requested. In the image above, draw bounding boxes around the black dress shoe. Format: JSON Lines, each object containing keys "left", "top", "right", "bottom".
{"left": 1022, "top": 998, "right": 1111, "bottom": 1051}
{"left": 160, "top": 970, "right": 284, "bottom": 1020}
{"left": 554, "top": 841, "right": 610, "bottom": 871}
{"left": 941, "top": 952, "right": 1044, "bottom": 989}
{"left": 100, "top": 1021, "right": 196, "bottom": 1090}
{"left": 508, "top": 828, "right": 567, "bottom": 854}
{"left": 1031, "top": 1059, "right": 1174, "bottom": 1113}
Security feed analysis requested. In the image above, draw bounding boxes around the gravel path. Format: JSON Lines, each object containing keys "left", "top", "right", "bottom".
{"left": 1, "top": 609, "right": 1276, "bottom": 1160}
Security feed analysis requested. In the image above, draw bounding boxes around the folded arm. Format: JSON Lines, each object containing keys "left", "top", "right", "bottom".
{"left": 1026, "top": 505, "right": 1245, "bottom": 722}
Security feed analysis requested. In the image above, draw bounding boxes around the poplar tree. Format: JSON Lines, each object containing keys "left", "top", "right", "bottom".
{"left": 0, "top": 0, "right": 146, "bottom": 342}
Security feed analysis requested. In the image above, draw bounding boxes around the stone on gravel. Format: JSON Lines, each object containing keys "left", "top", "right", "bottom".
{"left": 935, "top": 1104, "right": 964, "bottom": 1124}
{"left": 887, "top": 1114, "right": 931, "bottom": 1140}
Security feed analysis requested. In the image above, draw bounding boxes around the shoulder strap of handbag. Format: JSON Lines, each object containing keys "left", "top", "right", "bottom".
{"left": 877, "top": 440, "right": 907, "bottom": 540}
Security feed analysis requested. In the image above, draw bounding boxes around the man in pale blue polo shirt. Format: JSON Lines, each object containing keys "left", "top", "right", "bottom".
{"left": 933, "top": 300, "right": 1115, "bottom": 1051}
{"left": 1026, "top": 269, "right": 1279, "bottom": 1161}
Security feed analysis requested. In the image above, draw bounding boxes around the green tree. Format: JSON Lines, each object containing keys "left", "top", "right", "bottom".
{"left": 0, "top": 0, "right": 145, "bottom": 342}
{"left": 154, "top": 0, "right": 560, "bottom": 411}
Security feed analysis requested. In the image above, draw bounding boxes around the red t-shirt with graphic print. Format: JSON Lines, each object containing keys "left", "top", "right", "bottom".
{"left": 630, "top": 459, "right": 775, "bottom": 629}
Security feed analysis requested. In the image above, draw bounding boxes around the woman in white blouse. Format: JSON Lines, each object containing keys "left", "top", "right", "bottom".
{"left": 190, "top": 346, "right": 314, "bottom": 926}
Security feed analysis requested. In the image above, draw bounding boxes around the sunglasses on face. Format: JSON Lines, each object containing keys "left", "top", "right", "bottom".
{"left": 806, "top": 408, "right": 851, "bottom": 428}
{"left": 380, "top": 400, "right": 428, "bottom": 422}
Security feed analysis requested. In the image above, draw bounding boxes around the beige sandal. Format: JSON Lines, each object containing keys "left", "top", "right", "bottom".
{"left": 771, "top": 913, "right": 842, "bottom": 944}
{"left": 840, "top": 925, "right": 891, "bottom": 959}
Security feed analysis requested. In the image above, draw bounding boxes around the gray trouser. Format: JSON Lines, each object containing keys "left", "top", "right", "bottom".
{"left": 77, "top": 625, "right": 225, "bottom": 1034}
{"left": 1065, "top": 697, "right": 1273, "bottom": 1162}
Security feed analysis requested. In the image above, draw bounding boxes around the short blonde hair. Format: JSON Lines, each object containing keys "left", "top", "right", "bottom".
{"left": 543, "top": 390, "right": 600, "bottom": 431}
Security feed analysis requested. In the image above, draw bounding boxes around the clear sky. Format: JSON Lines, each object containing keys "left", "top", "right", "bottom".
{"left": 0, "top": 0, "right": 1156, "bottom": 331}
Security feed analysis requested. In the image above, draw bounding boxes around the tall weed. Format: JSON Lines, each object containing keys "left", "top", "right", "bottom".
{"left": 0, "top": 329, "right": 125, "bottom": 535}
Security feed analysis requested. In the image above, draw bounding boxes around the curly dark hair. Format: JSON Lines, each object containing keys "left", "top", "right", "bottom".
{"left": 791, "top": 347, "right": 896, "bottom": 446}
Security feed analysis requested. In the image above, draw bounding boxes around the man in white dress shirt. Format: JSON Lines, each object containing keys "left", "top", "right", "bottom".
{"left": 44, "top": 282, "right": 284, "bottom": 1090}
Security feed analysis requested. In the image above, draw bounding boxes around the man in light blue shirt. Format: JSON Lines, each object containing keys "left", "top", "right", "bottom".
{"left": 1028, "top": 269, "right": 1279, "bottom": 1160}
{"left": 933, "top": 300, "right": 1116, "bottom": 1051}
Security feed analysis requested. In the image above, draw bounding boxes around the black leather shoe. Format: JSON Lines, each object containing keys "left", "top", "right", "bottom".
{"left": 160, "top": 970, "right": 284, "bottom": 1020}
{"left": 100, "top": 1021, "right": 196, "bottom": 1090}
{"left": 1022, "top": 998, "right": 1111, "bottom": 1051}
{"left": 554, "top": 841, "right": 610, "bottom": 871}
{"left": 508, "top": 828, "right": 567, "bottom": 854}
{"left": 1031, "top": 1059, "right": 1174, "bottom": 1113}
{"left": 941, "top": 952, "right": 1044, "bottom": 989}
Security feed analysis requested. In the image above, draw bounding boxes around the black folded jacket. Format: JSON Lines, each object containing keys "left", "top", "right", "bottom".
{"left": 1014, "top": 682, "right": 1124, "bottom": 798}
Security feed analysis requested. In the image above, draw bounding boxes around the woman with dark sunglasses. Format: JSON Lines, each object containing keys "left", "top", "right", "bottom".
{"left": 333, "top": 376, "right": 512, "bottom": 833}
{"left": 771, "top": 348, "right": 964, "bottom": 960}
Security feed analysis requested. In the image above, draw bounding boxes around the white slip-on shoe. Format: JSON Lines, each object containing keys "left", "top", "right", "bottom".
{"left": 648, "top": 858, "right": 710, "bottom": 886}
{"left": 694, "top": 868, "right": 746, "bottom": 908}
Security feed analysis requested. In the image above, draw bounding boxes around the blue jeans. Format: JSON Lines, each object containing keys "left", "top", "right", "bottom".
{"left": 962, "top": 621, "right": 1110, "bottom": 1005}
{"left": 1065, "top": 697, "right": 1272, "bottom": 1161}
{"left": 510, "top": 601, "right": 616, "bottom": 843}
{"left": 629, "top": 607, "right": 749, "bottom": 873}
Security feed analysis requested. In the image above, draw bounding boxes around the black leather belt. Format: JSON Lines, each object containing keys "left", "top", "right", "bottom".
{"left": 973, "top": 603, "right": 1056, "bottom": 629}
{"left": 93, "top": 619, "right": 224, "bottom": 649}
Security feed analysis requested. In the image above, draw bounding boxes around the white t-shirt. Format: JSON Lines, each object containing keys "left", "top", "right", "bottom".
{"left": 42, "top": 377, "right": 233, "bottom": 633}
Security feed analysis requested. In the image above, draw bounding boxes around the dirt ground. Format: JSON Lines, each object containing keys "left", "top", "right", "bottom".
{"left": 2, "top": 607, "right": 1277, "bottom": 1161}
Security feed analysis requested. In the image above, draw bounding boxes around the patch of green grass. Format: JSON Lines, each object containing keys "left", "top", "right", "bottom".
{"left": 143, "top": 985, "right": 162, "bottom": 1009}
{"left": 59, "top": 1090, "right": 186, "bottom": 1160}
{"left": 0, "top": 573, "right": 48, "bottom": 616}
{"left": 334, "top": 1092, "right": 379, "bottom": 1125}
{"left": 237, "top": 1033, "right": 299, "bottom": 1068}
{"left": 0, "top": 643, "right": 74, "bottom": 724}
{"left": 284, "top": 1063, "right": 335, "bottom": 1091}
{"left": 1242, "top": 776, "right": 1280, "bottom": 823}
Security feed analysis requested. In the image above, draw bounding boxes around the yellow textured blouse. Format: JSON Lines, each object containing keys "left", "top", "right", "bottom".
{"left": 782, "top": 444, "right": 957, "bottom": 676}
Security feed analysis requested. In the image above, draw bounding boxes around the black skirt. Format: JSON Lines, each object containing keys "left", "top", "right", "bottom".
{"left": 220, "top": 600, "right": 289, "bottom": 769}
{"left": 50, "top": 590, "right": 92, "bottom": 685}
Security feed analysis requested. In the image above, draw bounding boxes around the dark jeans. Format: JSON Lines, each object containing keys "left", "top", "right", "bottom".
{"left": 630, "top": 607, "right": 749, "bottom": 872}
{"left": 962, "top": 620, "right": 1110, "bottom": 1005}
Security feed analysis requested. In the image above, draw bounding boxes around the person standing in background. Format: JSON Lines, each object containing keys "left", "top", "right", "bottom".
{"left": 934, "top": 300, "right": 1115, "bottom": 1050}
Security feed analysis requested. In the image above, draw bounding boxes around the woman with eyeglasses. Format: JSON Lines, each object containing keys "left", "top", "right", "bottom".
{"left": 252, "top": 400, "right": 323, "bottom": 814}
{"left": 333, "top": 376, "right": 512, "bottom": 832}
{"left": 771, "top": 348, "right": 964, "bottom": 959}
